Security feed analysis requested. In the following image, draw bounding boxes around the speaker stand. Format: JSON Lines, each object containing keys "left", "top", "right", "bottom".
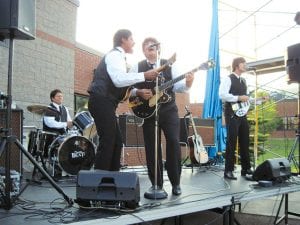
{"left": 287, "top": 83, "right": 300, "bottom": 175}
{"left": 0, "top": 36, "right": 73, "bottom": 209}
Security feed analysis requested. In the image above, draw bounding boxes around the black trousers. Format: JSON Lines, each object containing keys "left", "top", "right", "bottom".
{"left": 88, "top": 95, "right": 123, "bottom": 171}
{"left": 224, "top": 114, "right": 251, "bottom": 172}
{"left": 142, "top": 104, "right": 181, "bottom": 187}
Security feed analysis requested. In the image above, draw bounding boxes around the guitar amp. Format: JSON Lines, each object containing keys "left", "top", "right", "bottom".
{"left": 119, "top": 115, "right": 144, "bottom": 147}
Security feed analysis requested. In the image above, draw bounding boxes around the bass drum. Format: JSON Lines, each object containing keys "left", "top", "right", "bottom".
{"left": 48, "top": 135, "right": 95, "bottom": 175}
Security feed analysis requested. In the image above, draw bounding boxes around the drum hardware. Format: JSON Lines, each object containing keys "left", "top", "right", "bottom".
{"left": 27, "top": 129, "right": 58, "bottom": 181}
{"left": 73, "top": 111, "right": 97, "bottom": 139}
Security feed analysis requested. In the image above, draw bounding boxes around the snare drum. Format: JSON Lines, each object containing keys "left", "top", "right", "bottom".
{"left": 48, "top": 135, "right": 95, "bottom": 175}
{"left": 73, "top": 111, "right": 97, "bottom": 139}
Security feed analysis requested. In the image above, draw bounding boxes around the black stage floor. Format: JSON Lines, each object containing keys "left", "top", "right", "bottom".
{"left": 1, "top": 166, "right": 300, "bottom": 225}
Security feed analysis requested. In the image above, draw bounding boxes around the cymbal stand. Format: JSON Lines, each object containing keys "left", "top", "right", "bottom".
{"left": 144, "top": 45, "right": 167, "bottom": 199}
{"left": 0, "top": 35, "right": 73, "bottom": 210}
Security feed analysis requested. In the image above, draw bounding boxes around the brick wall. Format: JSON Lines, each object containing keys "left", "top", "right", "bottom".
{"left": 74, "top": 43, "right": 102, "bottom": 95}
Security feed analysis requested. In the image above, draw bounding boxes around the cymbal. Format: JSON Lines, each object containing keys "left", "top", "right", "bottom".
{"left": 27, "top": 104, "right": 48, "bottom": 115}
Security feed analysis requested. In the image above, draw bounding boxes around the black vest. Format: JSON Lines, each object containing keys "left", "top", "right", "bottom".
{"left": 43, "top": 103, "right": 68, "bottom": 134}
{"left": 224, "top": 73, "right": 247, "bottom": 116}
{"left": 136, "top": 59, "right": 176, "bottom": 110}
{"left": 87, "top": 49, "right": 129, "bottom": 105}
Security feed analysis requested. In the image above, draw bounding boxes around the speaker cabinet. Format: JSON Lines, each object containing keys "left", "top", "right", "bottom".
{"left": 187, "top": 118, "right": 216, "bottom": 146}
{"left": 253, "top": 158, "right": 291, "bottom": 182}
{"left": 0, "top": 109, "right": 23, "bottom": 172}
{"left": 286, "top": 43, "right": 300, "bottom": 83}
{"left": 0, "top": 0, "right": 36, "bottom": 40}
{"left": 76, "top": 170, "right": 140, "bottom": 208}
{"left": 119, "top": 115, "right": 144, "bottom": 147}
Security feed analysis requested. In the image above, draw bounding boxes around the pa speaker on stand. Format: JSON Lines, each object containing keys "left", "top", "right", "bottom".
{"left": 0, "top": 0, "right": 36, "bottom": 40}
{"left": 286, "top": 43, "right": 300, "bottom": 175}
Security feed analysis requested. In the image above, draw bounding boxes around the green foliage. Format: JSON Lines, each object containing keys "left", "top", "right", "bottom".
{"left": 247, "top": 91, "right": 283, "bottom": 158}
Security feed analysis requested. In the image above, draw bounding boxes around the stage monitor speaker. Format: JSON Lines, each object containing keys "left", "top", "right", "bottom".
{"left": 76, "top": 170, "right": 140, "bottom": 208}
{"left": 119, "top": 115, "right": 144, "bottom": 147}
{"left": 0, "top": 0, "right": 36, "bottom": 40}
{"left": 187, "top": 118, "right": 216, "bottom": 146}
{"left": 252, "top": 158, "right": 291, "bottom": 182}
{"left": 0, "top": 109, "right": 23, "bottom": 173}
{"left": 286, "top": 43, "right": 300, "bottom": 83}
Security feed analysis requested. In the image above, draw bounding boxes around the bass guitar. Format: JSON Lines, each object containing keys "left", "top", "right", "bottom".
{"left": 231, "top": 96, "right": 268, "bottom": 117}
{"left": 129, "top": 59, "right": 215, "bottom": 119}
{"left": 185, "top": 106, "right": 209, "bottom": 164}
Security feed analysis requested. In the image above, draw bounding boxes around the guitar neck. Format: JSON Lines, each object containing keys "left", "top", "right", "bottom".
{"left": 158, "top": 66, "right": 200, "bottom": 92}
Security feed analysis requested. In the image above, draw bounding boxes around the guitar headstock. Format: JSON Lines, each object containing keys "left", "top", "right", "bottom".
{"left": 199, "top": 59, "right": 215, "bottom": 70}
{"left": 167, "top": 53, "right": 176, "bottom": 66}
{"left": 156, "top": 53, "right": 176, "bottom": 73}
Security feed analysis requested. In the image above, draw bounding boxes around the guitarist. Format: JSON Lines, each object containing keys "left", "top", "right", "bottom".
{"left": 87, "top": 30, "right": 159, "bottom": 171}
{"left": 219, "top": 57, "right": 253, "bottom": 180}
{"left": 130, "top": 37, "right": 194, "bottom": 196}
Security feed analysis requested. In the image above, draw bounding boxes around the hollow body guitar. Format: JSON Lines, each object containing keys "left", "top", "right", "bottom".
{"left": 129, "top": 59, "right": 214, "bottom": 119}
{"left": 185, "top": 107, "right": 209, "bottom": 164}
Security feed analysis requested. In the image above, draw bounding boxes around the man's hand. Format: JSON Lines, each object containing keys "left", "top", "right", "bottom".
{"left": 238, "top": 95, "right": 249, "bottom": 102}
{"left": 144, "top": 69, "right": 159, "bottom": 80}
{"left": 67, "top": 121, "right": 73, "bottom": 128}
{"left": 185, "top": 72, "right": 194, "bottom": 88}
{"left": 137, "top": 89, "right": 153, "bottom": 100}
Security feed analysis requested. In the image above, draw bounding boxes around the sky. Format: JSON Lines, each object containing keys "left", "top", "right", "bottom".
{"left": 76, "top": 0, "right": 300, "bottom": 102}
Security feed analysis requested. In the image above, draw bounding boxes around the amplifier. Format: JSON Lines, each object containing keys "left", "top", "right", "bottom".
{"left": 76, "top": 170, "right": 140, "bottom": 208}
{"left": 119, "top": 115, "right": 144, "bottom": 147}
{"left": 0, "top": 109, "right": 23, "bottom": 173}
{"left": 253, "top": 158, "right": 291, "bottom": 182}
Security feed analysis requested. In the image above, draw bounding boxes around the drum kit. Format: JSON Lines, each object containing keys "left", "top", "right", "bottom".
{"left": 27, "top": 104, "right": 97, "bottom": 178}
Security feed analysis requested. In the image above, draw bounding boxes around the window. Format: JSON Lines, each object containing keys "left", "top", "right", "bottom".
{"left": 74, "top": 94, "right": 89, "bottom": 115}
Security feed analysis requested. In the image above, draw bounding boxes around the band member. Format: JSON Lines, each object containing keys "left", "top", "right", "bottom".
{"left": 42, "top": 89, "right": 73, "bottom": 157}
{"left": 43, "top": 89, "right": 73, "bottom": 134}
{"left": 219, "top": 57, "right": 253, "bottom": 180}
{"left": 88, "top": 29, "right": 158, "bottom": 171}
{"left": 130, "top": 37, "right": 194, "bottom": 196}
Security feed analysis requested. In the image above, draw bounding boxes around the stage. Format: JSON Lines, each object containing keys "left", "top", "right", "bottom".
{"left": 0, "top": 165, "right": 300, "bottom": 225}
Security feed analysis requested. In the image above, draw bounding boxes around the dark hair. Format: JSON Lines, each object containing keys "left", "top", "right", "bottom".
{"left": 232, "top": 57, "right": 246, "bottom": 72}
{"left": 113, "top": 29, "right": 132, "bottom": 48}
{"left": 50, "top": 89, "right": 62, "bottom": 100}
{"left": 142, "top": 37, "right": 159, "bottom": 49}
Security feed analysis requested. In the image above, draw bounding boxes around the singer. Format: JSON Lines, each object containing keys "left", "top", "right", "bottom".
{"left": 219, "top": 57, "right": 254, "bottom": 180}
{"left": 130, "top": 37, "right": 194, "bottom": 197}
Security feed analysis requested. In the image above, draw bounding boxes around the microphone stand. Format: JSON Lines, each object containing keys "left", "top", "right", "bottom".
{"left": 144, "top": 46, "right": 167, "bottom": 200}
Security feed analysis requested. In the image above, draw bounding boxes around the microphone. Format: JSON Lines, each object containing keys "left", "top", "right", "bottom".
{"left": 245, "top": 65, "right": 256, "bottom": 71}
{"left": 148, "top": 42, "right": 160, "bottom": 48}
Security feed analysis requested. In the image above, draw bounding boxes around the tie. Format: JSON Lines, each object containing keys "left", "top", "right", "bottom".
{"left": 59, "top": 106, "right": 62, "bottom": 114}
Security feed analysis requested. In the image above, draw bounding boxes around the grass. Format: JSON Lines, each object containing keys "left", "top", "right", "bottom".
{"left": 255, "top": 138, "right": 299, "bottom": 173}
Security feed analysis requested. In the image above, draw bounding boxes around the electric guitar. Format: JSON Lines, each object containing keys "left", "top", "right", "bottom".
{"left": 185, "top": 106, "right": 209, "bottom": 164}
{"left": 231, "top": 96, "right": 269, "bottom": 117}
{"left": 128, "top": 59, "right": 215, "bottom": 119}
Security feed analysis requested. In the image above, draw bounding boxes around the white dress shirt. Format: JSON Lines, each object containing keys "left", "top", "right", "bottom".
{"left": 105, "top": 47, "right": 145, "bottom": 87}
{"left": 219, "top": 73, "right": 249, "bottom": 102}
{"left": 43, "top": 102, "right": 72, "bottom": 129}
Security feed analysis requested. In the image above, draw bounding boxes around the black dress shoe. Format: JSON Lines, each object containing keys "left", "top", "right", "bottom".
{"left": 172, "top": 185, "right": 182, "bottom": 195}
{"left": 224, "top": 171, "right": 237, "bottom": 180}
{"left": 241, "top": 168, "right": 254, "bottom": 176}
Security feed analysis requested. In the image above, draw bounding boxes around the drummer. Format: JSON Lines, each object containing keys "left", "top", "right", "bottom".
{"left": 43, "top": 89, "right": 73, "bottom": 135}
